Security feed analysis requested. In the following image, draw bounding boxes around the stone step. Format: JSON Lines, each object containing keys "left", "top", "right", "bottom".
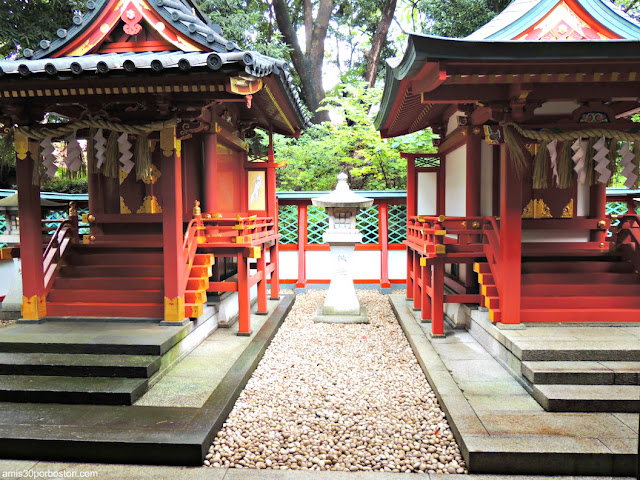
{"left": 522, "top": 360, "right": 640, "bottom": 385}
{"left": 0, "top": 352, "right": 160, "bottom": 378}
{"left": 0, "top": 375, "right": 148, "bottom": 405}
{"left": 532, "top": 384, "right": 640, "bottom": 412}
{"left": 517, "top": 343, "right": 640, "bottom": 362}
{"left": 0, "top": 321, "right": 187, "bottom": 356}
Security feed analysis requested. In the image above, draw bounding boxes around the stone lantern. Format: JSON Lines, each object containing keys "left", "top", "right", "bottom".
{"left": 311, "top": 173, "right": 373, "bottom": 323}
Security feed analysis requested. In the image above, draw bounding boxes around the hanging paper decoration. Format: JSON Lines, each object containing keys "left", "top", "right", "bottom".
{"left": 64, "top": 133, "right": 83, "bottom": 171}
{"left": 118, "top": 132, "right": 135, "bottom": 174}
{"left": 592, "top": 136, "right": 611, "bottom": 185}
{"left": 546, "top": 139, "right": 559, "bottom": 186}
{"left": 94, "top": 128, "right": 106, "bottom": 169}
{"left": 620, "top": 142, "right": 637, "bottom": 189}
{"left": 40, "top": 136, "right": 58, "bottom": 177}
{"left": 571, "top": 138, "right": 588, "bottom": 184}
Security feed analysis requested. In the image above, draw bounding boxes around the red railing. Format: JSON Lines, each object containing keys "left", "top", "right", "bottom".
{"left": 42, "top": 219, "right": 74, "bottom": 293}
{"left": 483, "top": 217, "right": 502, "bottom": 298}
{"left": 200, "top": 214, "right": 278, "bottom": 246}
{"left": 406, "top": 215, "right": 488, "bottom": 260}
{"left": 182, "top": 216, "right": 201, "bottom": 291}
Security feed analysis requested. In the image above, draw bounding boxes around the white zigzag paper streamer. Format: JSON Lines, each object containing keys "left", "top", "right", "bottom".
{"left": 40, "top": 137, "right": 58, "bottom": 177}
{"left": 94, "top": 129, "right": 106, "bottom": 169}
{"left": 64, "top": 133, "right": 83, "bottom": 172}
{"left": 592, "top": 136, "right": 611, "bottom": 184}
{"left": 620, "top": 142, "right": 637, "bottom": 189}
{"left": 118, "top": 133, "right": 135, "bottom": 174}
{"left": 546, "top": 139, "right": 558, "bottom": 186}
{"left": 571, "top": 138, "right": 588, "bottom": 184}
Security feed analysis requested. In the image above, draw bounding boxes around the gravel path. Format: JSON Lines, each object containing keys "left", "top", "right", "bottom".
{"left": 207, "top": 290, "right": 466, "bottom": 474}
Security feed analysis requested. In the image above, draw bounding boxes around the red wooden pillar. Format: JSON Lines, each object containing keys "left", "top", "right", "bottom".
{"left": 267, "top": 130, "right": 280, "bottom": 299}
{"left": 379, "top": 202, "right": 390, "bottom": 290}
{"left": 160, "top": 127, "right": 186, "bottom": 323}
{"left": 499, "top": 144, "right": 522, "bottom": 325}
{"left": 15, "top": 134, "right": 46, "bottom": 320}
{"left": 412, "top": 252, "right": 421, "bottom": 310}
{"left": 237, "top": 252, "right": 251, "bottom": 335}
{"left": 203, "top": 133, "right": 218, "bottom": 213}
{"left": 590, "top": 183, "right": 607, "bottom": 243}
{"left": 431, "top": 258, "right": 445, "bottom": 336}
{"left": 421, "top": 262, "right": 431, "bottom": 321}
{"left": 406, "top": 248, "right": 414, "bottom": 300}
{"left": 296, "top": 204, "right": 307, "bottom": 290}
{"left": 406, "top": 157, "right": 416, "bottom": 299}
{"left": 256, "top": 248, "right": 268, "bottom": 314}
{"left": 87, "top": 140, "right": 103, "bottom": 236}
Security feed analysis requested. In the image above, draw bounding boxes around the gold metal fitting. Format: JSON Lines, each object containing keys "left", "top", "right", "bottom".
{"left": 597, "top": 220, "right": 607, "bottom": 230}
{"left": 417, "top": 215, "right": 426, "bottom": 223}
{"left": 461, "top": 221, "right": 467, "bottom": 228}
{"left": 611, "top": 214, "right": 619, "bottom": 220}
{"left": 471, "top": 221, "right": 481, "bottom": 229}
{"left": 193, "top": 200, "right": 202, "bottom": 216}
{"left": 438, "top": 214, "right": 446, "bottom": 223}
{"left": 87, "top": 214, "right": 95, "bottom": 223}
{"left": 68, "top": 201, "right": 78, "bottom": 217}
{"left": 90, "top": 235, "right": 96, "bottom": 242}
{"left": 204, "top": 213, "right": 212, "bottom": 219}
{"left": 600, "top": 242, "right": 606, "bottom": 248}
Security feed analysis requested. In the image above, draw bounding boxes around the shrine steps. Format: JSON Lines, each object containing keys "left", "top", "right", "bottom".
{"left": 468, "top": 312, "right": 640, "bottom": 414}
{"left": 47, "top": 242, "right": 166, "bottom": 319}
{"left": 0, "top": 319, "right": 192, "bottom": 405}
{"left": 476, "top": 249, "right": 640, "bottom": 324}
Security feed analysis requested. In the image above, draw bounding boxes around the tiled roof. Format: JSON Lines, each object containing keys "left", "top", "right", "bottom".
{"left": 22, "top": 0, "right": 236, "bottom": 60}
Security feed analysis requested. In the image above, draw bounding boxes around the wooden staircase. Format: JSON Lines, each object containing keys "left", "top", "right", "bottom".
{"left": 46, "top": 234, "right": 212, "bottom": 320}
{"left": 476, "top": 247, "right": 640, "bottom": 323}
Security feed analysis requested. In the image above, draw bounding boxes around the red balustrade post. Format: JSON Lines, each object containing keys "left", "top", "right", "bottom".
{"left": 379, "top": 202, "right": 390, "bottom": 291}
{"left": 421, "top": 261, "right": 431, "bottom": 321}
{"left": 413, "top": 251, "right": 421, "bottom": 310}
{"left": 15, "top": 134, "right": 46, "bottom": 321}
{"left": 237, "top": 252, "right": 251, "bottom": 335}
{"left": 160, "top": 127, "right": 186, "bottom": 323}
{"left": 256, "top": 247, "right": 268, "bottom": 314}
{"left": 431, "top": 258, "right": 445, "bottom": 336}
{"left": 296, "top": 204, "right": 307, "bottom": 290}
{"left": 406, "top": 248, "right": 414, "bottom": 300}
{"left": 68, "top": 202, "right": 79, "bottom": 244}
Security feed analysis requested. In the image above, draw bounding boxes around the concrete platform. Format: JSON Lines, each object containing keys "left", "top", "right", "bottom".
{"left": 0, "top": 295, "right": 294, "bottom": 465}
{"left": 389, "top": 295, "right": 639, "bottom": 476}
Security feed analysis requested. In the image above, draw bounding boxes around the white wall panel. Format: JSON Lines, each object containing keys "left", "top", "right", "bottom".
{"left": 445, "top": 146, "right": 466, "bottom": 216}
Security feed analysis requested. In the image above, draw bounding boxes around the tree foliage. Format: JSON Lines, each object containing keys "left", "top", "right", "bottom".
{"left": 0, "top": 0, "right": 85, "bottom": 57}
{"left": 270, "top": 81, "right": 436, "bottom": 190}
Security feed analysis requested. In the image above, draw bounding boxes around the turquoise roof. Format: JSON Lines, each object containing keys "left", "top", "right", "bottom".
{"left": 467, "top": 0, "right": 640, "bottom": 40}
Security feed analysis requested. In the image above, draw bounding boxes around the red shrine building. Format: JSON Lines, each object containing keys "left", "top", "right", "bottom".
{"left": 0, "top": 0, "right": 307, "bottom": 333}
{"left": 376, "top": 0, "right": 640, "bottom": 335}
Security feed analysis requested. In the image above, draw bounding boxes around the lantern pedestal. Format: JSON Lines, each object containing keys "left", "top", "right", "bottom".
{"left": 311, "top": 173, "right": 373, "bottom": 324}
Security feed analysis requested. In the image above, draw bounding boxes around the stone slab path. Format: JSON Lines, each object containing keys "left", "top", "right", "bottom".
{"left": 390, "top": 295, "right": 639, "bottom": 477}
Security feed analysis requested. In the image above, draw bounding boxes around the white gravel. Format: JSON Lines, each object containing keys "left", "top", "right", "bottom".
{"left": 207, "top": 289, "right": 466, "bottom": 474}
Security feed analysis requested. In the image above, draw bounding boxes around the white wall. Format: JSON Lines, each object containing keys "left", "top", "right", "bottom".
{"left": 480, "top": 141, "right": 494, "bottom": 216}
{"left": 522, "top": 230, "right": 590, "bottom": 242}
{"left": 417, "top": 172, "right": 438, "bottom": 215}
{"left": 446, "top": 111, "right": 463, "bottom": 136}
{"left": 279, "top": 251, "right": 298, "bottom": 280}
{"left": 352, "top": 251, "right": 381, "bottom": 279}
{"left": 306, "top": 250, "right": 334, "bottom": 279}
{"left": 0, "top": 260, "right": 14, "bottom": 297}
{"left": 388, "top": 250, "right": 406, "bottom": 280}
{"left": 445, "top": 146, "right": 466, "bottom": 216}
{"left": 577, "top": 182, "right": 590, "bottom": 217}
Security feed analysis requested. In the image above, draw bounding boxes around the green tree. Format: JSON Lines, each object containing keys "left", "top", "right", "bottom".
{"left": 273, "top": 81, "right": 436, "bottom": 190}
{"left": 0, "top": 0, "right": 85, "bottom": 57}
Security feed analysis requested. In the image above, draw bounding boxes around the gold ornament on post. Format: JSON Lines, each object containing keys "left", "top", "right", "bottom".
{"left": 193, "top": 200, "right": 202, "bottom": 216}
{"left": 69, "top": 201, "right": 78, "bottom": 217}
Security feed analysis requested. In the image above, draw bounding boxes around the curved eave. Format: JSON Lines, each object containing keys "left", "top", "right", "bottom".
{"left": 375, "top": 34, "right": 640, "bottom": 136}
{"left": 482, "top": 0, "right": 640, "bottom": 40}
